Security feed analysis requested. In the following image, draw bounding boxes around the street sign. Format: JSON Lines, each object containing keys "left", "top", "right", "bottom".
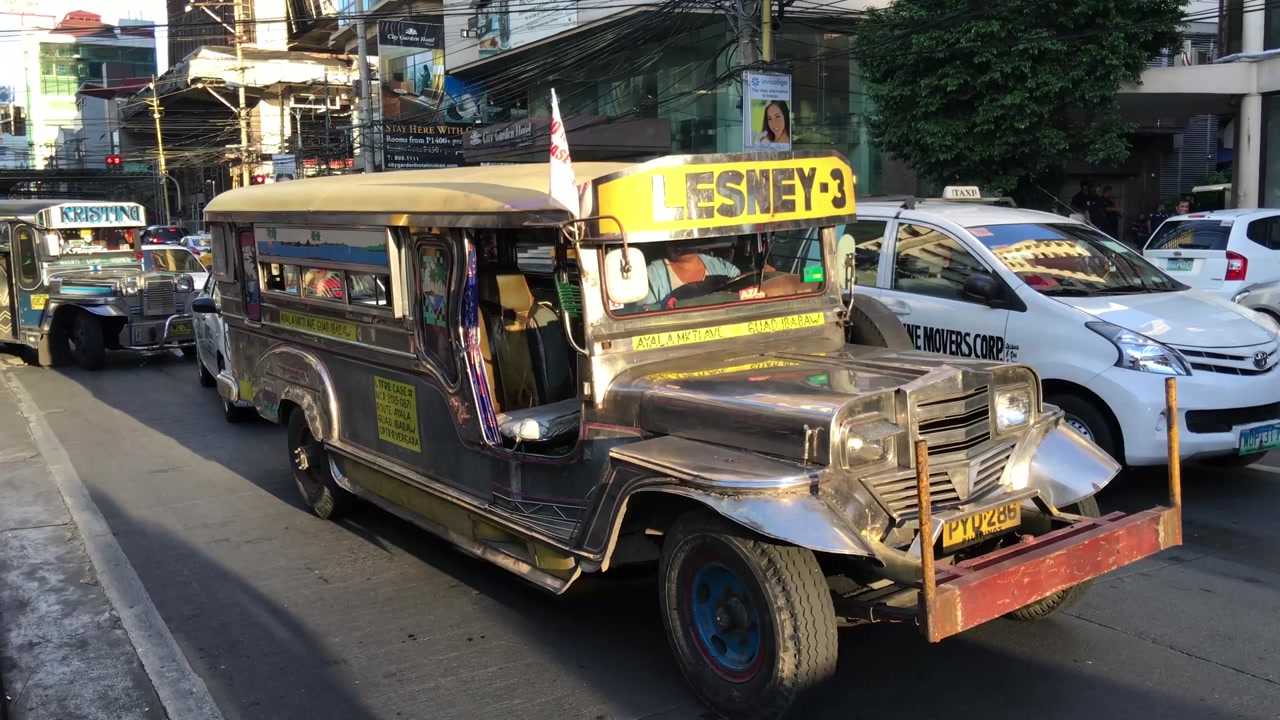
{"left": 124, "top": 161, "right": 150, "bottom": 173}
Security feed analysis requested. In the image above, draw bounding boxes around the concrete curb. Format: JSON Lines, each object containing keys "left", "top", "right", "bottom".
{"left": 3, "top": 372, "right": 224, "bottom": 720}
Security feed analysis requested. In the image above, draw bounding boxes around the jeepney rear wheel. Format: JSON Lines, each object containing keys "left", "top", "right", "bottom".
{"left": 1005, "top": 495, "right": 1101, "bottom": 621}
{"left": 287, "top": 409, "right": 354, "bottom": 521}
{"left": 72, "top": 313, "right": 106, "bottom": 371}
{"left": 659, "top": 512, "right": 838, "bottom": 720}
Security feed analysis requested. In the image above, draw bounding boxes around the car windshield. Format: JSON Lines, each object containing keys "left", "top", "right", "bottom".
{"left": 57, "top": 227, "right": 135, "bottom": 253}
{"left": 968, "top": 222, "right": 1182, "bottom": 295}
{"left": 608, "top": 229, "right": 827, "bottom": 316}
{"left": 1146, "top": 219, "right": 1232, "bottom": 251}
{"left": 147, "top": 248, "right": 205, "bottom": 274}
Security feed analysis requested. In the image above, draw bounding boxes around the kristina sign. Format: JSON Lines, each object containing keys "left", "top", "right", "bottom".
{"left": 40, "top": 203, "right": 146, "bottom": 229}
{"left": 378, "top": 17, "right": 444, "bottom": 49}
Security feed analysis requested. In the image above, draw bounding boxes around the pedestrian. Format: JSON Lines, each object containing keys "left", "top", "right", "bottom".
{"left": 1099, "top": 185, "right": 1123, "bottom": 239}
{"left": 1070, "top": 180, "right": 1092, "bottom": 216}
{"left": 1147, "top": 201, "right": 1169, "bottom": 236}
{"left": 1087, "top": 184, "right": 1108, "bottom": 230}
{"left": 1175, "top": 198, "right": 1191, "bottom": 216}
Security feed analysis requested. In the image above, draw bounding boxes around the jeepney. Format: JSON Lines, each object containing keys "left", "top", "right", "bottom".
{"left": 200, "top": 152, "right": 1182, "bottom": 720}
{"left": 0, "top": 200, "right": 199, "bottom": 370}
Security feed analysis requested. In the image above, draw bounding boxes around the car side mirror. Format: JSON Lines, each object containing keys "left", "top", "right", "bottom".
{"left": 604, "top": 246, "right": 649, "bottom": 304}
{"left": 836, "top": 233, "right": 857, "bottom": 291}
{"left": 962, "top": 273, "right": 1001, "bottom": 304}
{"left": 43, "top": 233, "right": 61, "bottom": 258}
{"left": 191, "top": 297, "right": 219, "bottom": 315}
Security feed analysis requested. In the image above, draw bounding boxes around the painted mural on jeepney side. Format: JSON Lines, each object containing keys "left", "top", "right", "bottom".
{"left": 420, "top": 247, "right": 449, "bottom": 328}
{"left": 255, "top": 226, "right": 389, "bottom": 266}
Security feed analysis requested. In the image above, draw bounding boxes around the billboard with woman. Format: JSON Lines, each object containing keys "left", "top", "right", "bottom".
{"left": 743, "top": 72, "right": 792, "bottom": 151}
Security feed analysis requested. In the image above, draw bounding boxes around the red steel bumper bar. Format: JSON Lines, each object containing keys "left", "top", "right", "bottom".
{"left": 916, "top": 377, "right": 1185, "bottom": 643}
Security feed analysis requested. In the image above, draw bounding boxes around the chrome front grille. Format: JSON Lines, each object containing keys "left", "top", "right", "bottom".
{"left": 915, "top": 386, "right": 991, "bottom": 456}
{"left": 142, "top": 278, "right": 175, "bottom": 316}
{"left": 866, "top": 441, "right": 1015, "bottom": 518}
{"left": 1172, "top": 342, "right": 1278, "bottom": 376}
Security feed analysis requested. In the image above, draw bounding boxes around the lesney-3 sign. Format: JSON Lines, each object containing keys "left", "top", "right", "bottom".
{"left": 594, "top": 153, "right": 856, "bottom": 238}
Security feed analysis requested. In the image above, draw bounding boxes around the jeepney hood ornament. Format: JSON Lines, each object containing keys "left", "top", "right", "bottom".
{"left": 608, "top": 345, "right": 1010, "bottom": 463}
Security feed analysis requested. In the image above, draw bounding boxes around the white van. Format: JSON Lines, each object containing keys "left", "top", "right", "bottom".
{"left": 1143, "top": 209, "right": 1280, "bottom": 303}
{"left": 844, "top": 191, "right": 1280, "bottom": 468}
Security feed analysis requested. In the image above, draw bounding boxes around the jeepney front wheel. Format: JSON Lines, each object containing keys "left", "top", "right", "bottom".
{"left": 660, "top": 512, "right": 838, "bottom": 720}
{"left": 1006, "top": 495, "right": 1101, "bottom": 621}
{"left": 287, "top": 409, "right": 354, "bottom": 521}
{"left": 37, "top": 327, "right": 72, "bottom": 368}
{"left": 72, "top": 313, "right": 106, "bottom": 371}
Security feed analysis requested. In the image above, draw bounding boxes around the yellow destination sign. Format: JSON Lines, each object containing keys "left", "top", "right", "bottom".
{"left": 596, "top": 155, "right": 856, "bottom": 236}
{"left": 632, "top": 312, "right": 826, "bottom": 351}
{"left": 278, "top": 310, "right": 358, "bottom": 342}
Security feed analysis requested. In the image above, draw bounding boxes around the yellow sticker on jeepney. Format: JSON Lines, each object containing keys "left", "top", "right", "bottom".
{"left": 632, "top": 313, "right": 825, "bottom": 351}
{"left": 278, "top": 310, "right": 357, "bottom": 342}
{"left": 595, "top": 155, "right": 855, "bottom": 236}
{"left": 646, "top": 360, "right": 802, "bottom": 381}
{"left": 374, "top": 376, "right": 421, "bottom": 452}
{"left": 29, "top": 294, "right": 48, "bottom": 310}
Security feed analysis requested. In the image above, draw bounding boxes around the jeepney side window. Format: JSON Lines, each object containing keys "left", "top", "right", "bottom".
{"left": 262, "top": 263, "right": 300, "bottom": 294}
{"left": 417, "top": 243, "right": 457, "bottom": 380}
{"left": 302, "top": 268, "right": 346, "bottom": 302}
{"left": 347, "top": 272, "right": 391, "bottom": 308}
{"left": 211, "top": 224, "right": 233, "bottom": 279}
{"left": 14, "top": 226, "right": 40, "bottom": 290}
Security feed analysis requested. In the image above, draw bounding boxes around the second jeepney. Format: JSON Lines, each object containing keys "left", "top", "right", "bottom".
{"left": 201, "top": 151, "right": 1182, "bottom": 720}
{"left": 0, "top": 200, "right": 199, "bottom": 370}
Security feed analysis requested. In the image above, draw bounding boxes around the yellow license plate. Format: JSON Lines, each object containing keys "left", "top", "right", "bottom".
{"left": 170, "top": 322, "right": 193, "bottom": 336}
{"left": 942, "top": 502, "right": 1021, "bottom": 551}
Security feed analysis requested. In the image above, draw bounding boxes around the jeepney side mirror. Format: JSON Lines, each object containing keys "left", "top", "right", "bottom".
{"left": 191, "top": 297, "right": 220, "bottom": 315}
{"left": 604, "top": 246, "right": 649, "bottom": 304}
{"left": 836, "top": 232, "right": 857, "bottom": 291}
{"left": 43, "top": 233, "right": 61, "bottom": 258}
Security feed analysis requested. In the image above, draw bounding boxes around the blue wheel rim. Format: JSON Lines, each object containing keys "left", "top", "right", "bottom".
{"left": 685, "top": 559, "right": 764, "bottom": 681}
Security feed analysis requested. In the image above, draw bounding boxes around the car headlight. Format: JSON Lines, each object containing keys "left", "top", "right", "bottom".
{"left": 175, "top": 274, "right": 193, "bottom": 293}
{"left": 1086, "top": 321, "right": 1190, "bottom": 376}
{"left": 994, "top": 386, "right": 1033, "bottom": 433}
{"left": 841, "top": 419, "right": 897, "bottom": 467}
{"left": 121, "top": 277, "right": 139, "bottom": 296}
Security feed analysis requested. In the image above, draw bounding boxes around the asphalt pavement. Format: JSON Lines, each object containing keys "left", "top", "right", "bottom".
{"left": 2, "top": 349, "right": 1280, "bottom": 720}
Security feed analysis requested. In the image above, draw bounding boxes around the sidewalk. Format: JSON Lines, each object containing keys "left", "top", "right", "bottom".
{"left": 0, "top": 362, "right": 165, "bottom": 720}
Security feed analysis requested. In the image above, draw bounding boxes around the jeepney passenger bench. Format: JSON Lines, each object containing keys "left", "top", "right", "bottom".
{"left": 479, "top": 273, "right": 580, "bottom": 445}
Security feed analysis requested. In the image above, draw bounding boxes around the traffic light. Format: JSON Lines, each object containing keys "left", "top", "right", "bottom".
{"left": 105, "top": 155, "right": 123, "bottom": 171}
{"left": 250, "top": 174, "right": 266, "bottom": 185}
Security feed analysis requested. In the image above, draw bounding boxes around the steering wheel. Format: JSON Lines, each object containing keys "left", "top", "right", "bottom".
{"left": 719, "top": 271, "right": 789, "bottom": 292}
{"left": 666, "top": 275, "right": 736, "bottom": 303}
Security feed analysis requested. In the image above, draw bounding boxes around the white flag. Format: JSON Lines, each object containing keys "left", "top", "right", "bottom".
{"left": 548, "top": 88, "right": 579, "bottom": 218}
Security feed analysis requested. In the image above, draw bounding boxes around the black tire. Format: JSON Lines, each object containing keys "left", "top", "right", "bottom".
{"left": 845, "top": 295, "right": 913, "bottom": 349}
{"left": 1047, "top": 393, "right": 1119, "bottom": 461}
{"left": 37, "top": 327, "right": 72, "bottom": 368}
{"left": 659, "top": 511, "right": 838, "bottom": 720}
{"left": 198, "top": 358, "right": 216, "bottom": 388}
{"left": 179, "top": 344, "right": 196, "bottom": 358}
{"left": 286, "top": 409, "right": 354, "bottom": 521}
{"left": 1202, "top": 452, "right": 1265, "bottom": 469}
{"left": 1006, "top": 495, "right": 1100, "bottom": 621}
{"left": 72, "top": 313, "right": 106, "bottom": 371}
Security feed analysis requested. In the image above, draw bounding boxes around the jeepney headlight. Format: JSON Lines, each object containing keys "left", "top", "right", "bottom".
{"left": 994, "top": 387, "right": 1033, "bottom": 433}
{"left": 176, "top": 274, "right": 193, "bottom": 293}
{"left": 841, "top": 419, "right": 897, "bottom": 467}
{"left": 122, "top": 277, "right": 140, "bottom": 296}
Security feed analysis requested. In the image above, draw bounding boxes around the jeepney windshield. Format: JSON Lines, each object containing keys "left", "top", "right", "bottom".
{"left": 55, "top": 227, "right": 136, "bottom": 254}
{"left": 609, "top": 228, "right": 826, "bottom": 316}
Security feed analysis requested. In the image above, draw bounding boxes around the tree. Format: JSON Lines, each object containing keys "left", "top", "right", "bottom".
{"left": 850, "top": 0, "right": 1186, "bottom": 195}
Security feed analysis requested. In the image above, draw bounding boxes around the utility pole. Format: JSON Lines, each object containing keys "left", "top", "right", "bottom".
{"left": 734, "top": 0, "right": 758, "bottom": 68}
{"left": 323, "top": 68, "right": 332, "bottom": 175}
{"left": 354, "top": 9, "right": 376, "bottom": 173}
{"left": 761, "top": 0, "right": 772, "bottom": 62}
{"left": 187, "top": 1, "right": 251, "bottom": 186}
{"left": 149, "top": 78, "right": 171, "bottom": 224}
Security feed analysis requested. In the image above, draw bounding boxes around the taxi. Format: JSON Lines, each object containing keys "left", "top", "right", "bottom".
{"left": 847, "top": 188, "right": 1280, "bottom": 467}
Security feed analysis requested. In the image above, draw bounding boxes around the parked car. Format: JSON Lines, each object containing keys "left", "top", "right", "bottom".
{"left": 1142, "top": 209, "right": 1280, "bottom": 302}
{"left": 141, "top": 244, "right": 207, "bottom": 294}
{"left": 1233, "top": 280, "right": 1280, "bottom": 323}
{"left": 191, "top": 275, "right": 254, "bottom": 422}
{"left": 845, "top": 189, "right": 1280, "bottom": 468}
{"left": 140, "top": 224, "right": 188, "bottom": 244}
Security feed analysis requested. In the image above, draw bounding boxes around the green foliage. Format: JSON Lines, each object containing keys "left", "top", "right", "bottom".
{"left": 851, "top": 0, "right": 1186, "bottom": 194}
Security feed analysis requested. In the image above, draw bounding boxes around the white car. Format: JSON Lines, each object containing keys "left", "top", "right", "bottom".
{"left": 1143, "top": 208, "right": 1280, "bottom": 302}
{"left": 842, "top": 190, "right": 1280, "bottom": 468}
{"left": 142, "top": 243, "right": 208, "bottom": 294}
{"left": 191, "top": 276, "right": 254, "bottom": 422}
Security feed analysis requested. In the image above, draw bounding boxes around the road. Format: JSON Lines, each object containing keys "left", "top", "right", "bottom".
{"left": 3, "top": 350, "right": 1280, "bottom": 720}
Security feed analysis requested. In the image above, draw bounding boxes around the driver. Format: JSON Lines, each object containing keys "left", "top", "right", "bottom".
{"left": 639, "top": 240, "right": 741, "bottom": 308}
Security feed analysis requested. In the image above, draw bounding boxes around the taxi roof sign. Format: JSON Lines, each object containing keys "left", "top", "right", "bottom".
{"left": 942, "top": 186, "right": 983, "bottom": 200}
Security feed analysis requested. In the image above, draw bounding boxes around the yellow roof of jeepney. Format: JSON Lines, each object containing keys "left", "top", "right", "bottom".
{"left": 203, "top": 162, "right": 634, "bottom": 217}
